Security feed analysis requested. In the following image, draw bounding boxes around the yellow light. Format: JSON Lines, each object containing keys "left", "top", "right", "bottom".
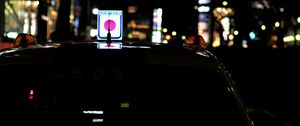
{"left": 261, "top": 25, "right": 266, "bottom": 30}
{"left": 296, "top": 34, "right": 300, "bottom": 41}
{"left": 222, "top": 1, "right": 228, "bottom": 6}
{"left": 198, "top": 29, "right": 204, "bottom": 34}
{"left": 216, "top": 7, "right": 222, "bottom": 12}
{"left": 242, "top": 44, "right": 248, "bottom": 48}
{"left": 283, "top": 36, "right": 295, "bottom": 43}
{"left": 234, "top": 31, "right": 239, "bottom": 35}
{"left": 162, "top": 28, "right": 168, "bottom": 33}
{"left": 275, "top": 22, "right": 280, "bottom": 28}
{"left": 165, "top": 35, "right": 171, "bottom": 40}
{"left": 212, "top": 39, "right": 221, "bottom": 48}
{"left": 228, "top": 34, "right": 234, "bottom": 40}
{"left": 181, "top": 36, "right": 186, "bottom": 40}
{"left": 172, "top": 31, "right": 177, "bottom": 36}
{"left": 297, "top": 17, "right": 300, "bottom": 23}
{"left": 26, "top": 1, "right": 32, "bottom": 6}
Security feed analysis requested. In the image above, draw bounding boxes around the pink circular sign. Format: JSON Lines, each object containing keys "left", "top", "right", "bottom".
{"left": 104, "top": 20, "right": 116, "bottom": 31}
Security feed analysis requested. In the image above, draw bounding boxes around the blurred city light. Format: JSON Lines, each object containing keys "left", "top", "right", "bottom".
{"left": 127, "top": 33, "right": 133, "bottom": 39}
{"left": 162, "top": 40, "right": 168, "bottom": 44}
{"left": 92, "top": 8, "right": 99, "bottom": 15}
{"left": 198, "top": 6, "right": 210, "bottom": 13}
{"left": 90, "top": 29, "right": 97, "bottom": 37}
{"left": 152, "top": 8, "right": 163, "bottom": 43}
{"left": 165, "top": 35, "right": 171, "bottom": 40}
{"left": 33, "top": 1, "right": 39, "bottom": 8}
{"left": 120, "top": 103, "right": 130, "bottom": 108}
{"left": 222, "top": 1, "right": 228, "bottom": 6}
{"left": 242, "top": 40, "right": 248, "bottom": 48}
{"left": 283, "top": 36, "right": 295, "bottom": 42}
{"left": 234, "top": 30, "right": 239, "bottom": 35}
{"left": 162, "top": 28, "right": 168, "bottom": 33}
{"left": 198, "top": 0, "right": 210, "bottom": 4}
{"left": 280, "top": 8, "right": 284, "bottom": 12}
{"left": 194, "top": 6, "right": 198, "bottom": 10}
{"left": 249, "top": 32, "right": 256, "bottom": 40}
{"left": 228, "top": 34, "right": 234, "bottom": 40}
{"left": 297, "top": 17, "right": 300, "bottom": 23}
{"left": 228, "top": 41, "right": 234, "bottom": 47}
{"left": 171, "top": 31, "right": 177, "bottom": 36}
{"left": 296, "top": 34, "right": 300, "bottom": 41}
{"left": 275, "top": 22, "right": 280, "bottom": 28}
{"left": 26, "top": 1, "right": 32, "bottom": 7}
{"left": 212, "top": 39, "right": 221, "bottom": 48}
{"left": 181, "top": 36, "right": 186, "bottom": 40}
{"left": 261, "top": 25, "right": 266, "bottom": 30}
{"left": 7, "top": 32, "right": 18, "bottom": 39}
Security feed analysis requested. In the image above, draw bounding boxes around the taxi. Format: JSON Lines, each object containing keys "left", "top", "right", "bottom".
{"left": 0, "top": 33, "right": 254, "bottom": 126}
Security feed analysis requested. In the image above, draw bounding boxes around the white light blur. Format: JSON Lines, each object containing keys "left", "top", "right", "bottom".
{"left": 156, "top": 8, "right": 163, "bottom": 16}
{"left": 261, "top": 25, "right": 266, "bottom": 30}
{"left": 220, "top": 17, "right": 230, "bottom": 41}
{"left": 280, "top": 8, "right": 284, "bottom": 12}
{"left": 198, "top": 6, "right": 210, "bottom": 13}
{"left": 92, "top": 8, "right": 99, "bottom": 15}
{"left": 31, "top": 13, "right": 37, "bottom": 35}
{"left": 172, "top": 31, "right": 177, "bottom": 36}
{"left": 198, "top": 0, "right": 211, "bottom": 5}
{"left": 7, "top": 32, "right": 18, "bottom": 39}
{"left": 297, "top": 17, "right": 300, "bottom": 23}
{"left": 234, "top": 30, "right": 239, "bottom": 35}
{"left": 275, "top": 22, "right": 280, "bottom": 28}
{"left": 83, "top": 110, "right": 103, "bottom": 114}
{"left": 90, "top": 29, "right": 97, "bottom": 37}
{"left": 152, "top": 31, "right": 162, "bottom": 43}
{"left": 92, "top": 119, "right": 103, "bottom": 122}
{"left": 181, "top": 36, "right": 186, "bottom": 40}
{"left": 162, "top": 40, "right": 168, "bottom": 44}
{"left": 194, "top": 6, "right": 198, "bottom": 10}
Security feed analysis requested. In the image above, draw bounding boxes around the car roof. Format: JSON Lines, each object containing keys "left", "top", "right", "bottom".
{"left": 0, "top": 42, "right": 222, "bottom": 70}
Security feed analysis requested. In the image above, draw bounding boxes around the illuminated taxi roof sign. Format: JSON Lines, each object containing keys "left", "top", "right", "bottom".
{"left": 97, "top": 10, "right": 123, "bottom": 41}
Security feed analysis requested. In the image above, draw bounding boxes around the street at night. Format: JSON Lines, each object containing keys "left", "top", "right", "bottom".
{"left": 1, "top": 0, "right": 300, "bottom": 126}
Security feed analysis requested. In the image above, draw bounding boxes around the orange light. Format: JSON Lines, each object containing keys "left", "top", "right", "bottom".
{"left": 185, "top": 35, "right": 207, "bottom": 49}
{"left": 165, "top": 35, "right": 171, "bottom": 40}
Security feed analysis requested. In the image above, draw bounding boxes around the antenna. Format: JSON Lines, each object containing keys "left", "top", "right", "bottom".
{"left": 106, "top": 12, "right": 112, "bottom": 47}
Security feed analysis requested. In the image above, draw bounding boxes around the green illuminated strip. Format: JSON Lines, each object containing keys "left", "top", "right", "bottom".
{"left": 120, "top": 103, "right": 129, "bottom": 108}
